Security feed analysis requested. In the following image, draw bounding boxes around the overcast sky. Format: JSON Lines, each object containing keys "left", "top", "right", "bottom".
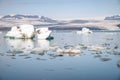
{"left": 0, "top": 0, "right": 120, "bottom": 19}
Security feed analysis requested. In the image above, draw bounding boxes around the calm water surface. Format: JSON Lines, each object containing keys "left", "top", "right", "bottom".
{"left": 0, "top": 30, "right": 120, "bottom": 80}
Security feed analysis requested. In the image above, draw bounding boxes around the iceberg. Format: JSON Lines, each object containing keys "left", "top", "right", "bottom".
{"left": 36, "top": 27, "right": 52, "bottom": 39}
{"left": 6, "top": 26, "right": 23, "bottom": 39}
{"left": 76, "top": 27, "right": 93, "bottom": 34}
{"left": 19, "top": 24, "right": 34, "bottom": 39}
{"left": 5, "top": 24, "right": 34, "bottom": 39}
{"left": 5, "top": 24, "right": 53, "bottom": 40}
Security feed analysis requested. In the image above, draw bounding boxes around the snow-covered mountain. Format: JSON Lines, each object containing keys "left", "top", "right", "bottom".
{"left": 1, "top": 15, "right": 58, "bottom": 23}
{"left": 0, "top": 14, "right": 120, "bottom": 30}
{"left": 104, "top": 15, "right": 120, "bottom": 20}
{"left": 40, "top": 16, "right": 58, "bottom": 23}
{"left": 2, "top": 14, "right": 39, "bottom": 19}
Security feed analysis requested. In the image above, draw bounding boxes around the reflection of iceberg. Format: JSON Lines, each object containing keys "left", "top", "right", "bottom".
{"left": 6, "top": 39, "right": 34, "bottom": 52}
{"left": 6, "top": 24, "right": 34, "bottom": 39}
{"left": 37, "top": 40, "right": 50, "bottom": 50}
{"left": 76, "top": 27, "right": 93, "bottom": 34}
{"left": 31, "top": 40, "right": 50, "bottom": 55}
{"left": 36, "top": 27, "right": 52, "bottom": 39}
{"left": 6, "top": 38, "right": 51, "bottom": 56}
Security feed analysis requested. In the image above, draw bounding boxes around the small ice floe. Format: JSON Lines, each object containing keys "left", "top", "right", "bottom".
{"left": 75, "top": 44, "right": 87, "bottom": 50}
{"left": 56, "top": 48, "right": 64, "bottom": 53}
{"left": 64, "top": 48, "right": 80, "bottom": 54}
{"left": 88, "top": 45, "right": 106, "bottom": 51}
{"left": 31, "top": 48, "right": 46, "bottom": 55}
{"left": 56, "top": 47, "right": 80, "bottom": 56}
{"left": 76, "top": 27, "right": 93, "bottom": 34}
{"left": 49, "top": 45, "right": 60, "bottom": 51}
{"left": 36, "top": 27, "right": 53, "bottom": 40}
{"left": 6, "top": 26, "right": 23, "bottom": 39}
{"left": 5, "top": 24, "right": 34, "bottom": 39}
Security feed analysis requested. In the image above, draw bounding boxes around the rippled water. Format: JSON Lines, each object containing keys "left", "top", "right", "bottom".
{"left": 0, "top": 30, "right": 120, "bottom": 80}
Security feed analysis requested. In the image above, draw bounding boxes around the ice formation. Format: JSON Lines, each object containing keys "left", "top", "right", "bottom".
{"left": 76, "top": 27, "right": 93, "bottom": 34}
{"left": 5, "top": 24, "right": 52, "bottom": 39}
{"left": 36, "top": 27, "right": 52, "bottom": 39}
{"left": 6, "top": 24, "right": 34, "bottom": 39}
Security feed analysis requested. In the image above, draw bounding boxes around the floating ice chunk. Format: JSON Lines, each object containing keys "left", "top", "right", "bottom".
{"left": 69, "top": 49, "right": 80, "bottom": 54}
{"left": 31, "top": 48, "right": 45, "bottom": 54}
{"left": 49, "top": 45, "right": 59, "bottom": 50}
{"left": 88, "top": 45, "right": 105, "bottom": 51}
{"left": 36, "top": 27, "right": 52, "bottom": 39}
{"left": 19, "top": 24, "right": 34, "bottom": 38}
{"left": 76, "top": 27, "right": 93, "bottom": 34}
{"left": 64, "top": 48, "right": 80, "bottom": 54}
{"left": 5, "top": 24, "right": 34, "bottom": 39}
{"left": 56, "top": 48, "right": 64, "bottom": 53}
{"left": 6, "top": 26, "right": 23, "bottom": 38}
{"left": 82, "top": 27, "right": 93, "bottom": 33}
{"left": 56, "top": 47, "right": 80, "bottom": 56}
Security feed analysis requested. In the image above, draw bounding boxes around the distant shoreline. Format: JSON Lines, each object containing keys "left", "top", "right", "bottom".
{"left": 0, "top": 27, "right": 11, "bottom": 31}
{"left": 49, "top": 26, "right": 103, "bottom": 30}
{"left": 0, "top": 26, "right": 120, "bottom": 32}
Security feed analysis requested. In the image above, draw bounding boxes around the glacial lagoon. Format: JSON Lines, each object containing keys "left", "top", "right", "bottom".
{"left": 0, "top": 30, "right": 120, "bottom": 80}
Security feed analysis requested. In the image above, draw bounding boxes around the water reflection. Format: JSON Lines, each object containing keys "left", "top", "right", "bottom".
{"left": 3, "top": 31, "right": 120, "bottom": 59}
{"left": 6, "top": 39, "right": 34, "bottom": 52}
{"left": 5, "top": 38, "right": 51, "bottom": 54}
{"left": 31, "top": 39, "right": 50, "bottom": 56}
{"left": 0, "top": 31, "right": 120, "bottom": 80}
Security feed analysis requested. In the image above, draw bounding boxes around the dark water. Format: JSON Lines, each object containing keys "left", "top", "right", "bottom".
{"left": 0, "top": 30, "right": 120, "bottom": 80}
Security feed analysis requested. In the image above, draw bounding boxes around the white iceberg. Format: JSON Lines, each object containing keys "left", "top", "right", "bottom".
{"left": 76, "top": 27, "right": 93, "bottom": 34}
{"left": 56, "top": 47, "right": 80, "bottom": 56}
{"left": 36, "top": 27, "right": 52, "bottom": 39}
{"left": 6, "top": 24, "right": 34, "bottom": 39}
{"left": 19, "top": 24, "right": 34, "bottom": 38}
{"left": 5, "top": 24, "right": 53, "bottom": 40}
{"left": 6, "top": 26, "right": 23, "bottom": 38}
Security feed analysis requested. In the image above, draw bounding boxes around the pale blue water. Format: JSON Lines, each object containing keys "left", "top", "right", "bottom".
{"left": 0, "top": 30, "right": 120, "bottom": 80}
